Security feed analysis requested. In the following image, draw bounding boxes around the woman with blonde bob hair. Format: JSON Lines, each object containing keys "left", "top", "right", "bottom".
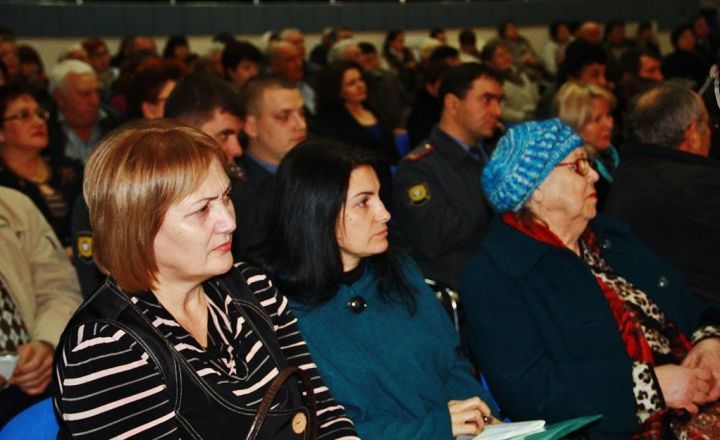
{"left": 52, "top": 119, "right": 358, "bottom": 439}
{"left": 552, "top": 81, "right": 618, "bottom": 206}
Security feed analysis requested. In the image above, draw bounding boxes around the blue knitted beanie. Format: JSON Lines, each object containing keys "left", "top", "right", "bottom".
{"left": 482, "top": 118, "right": 583, "bottom": 213}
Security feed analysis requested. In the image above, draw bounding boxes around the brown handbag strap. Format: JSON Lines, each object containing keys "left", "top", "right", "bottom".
{"left": 245, "top": 366, "right": 317, "bottom": 440}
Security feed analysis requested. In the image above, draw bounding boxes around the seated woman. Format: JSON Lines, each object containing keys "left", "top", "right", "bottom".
{"left": 52, "top": 120, "right": 359, "bottom": 439}
{"left": 255, "top": 139, "right": 499, "bottom": 439}
{"left": 462, "top": 118, "right": 720, "bottom": 438}
{"left": 0, "top": 83, "right": 82, "bottom": 248}
{"left": 552, "top": 81, "right": 617, "bottom": 207}
{"left": 313, "top": 61, "right": 399, "bottom": 206}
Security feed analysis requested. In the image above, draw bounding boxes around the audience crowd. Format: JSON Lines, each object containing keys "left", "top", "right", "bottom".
{"left": 1, "top": 12, "right": 720, "bottom": 439}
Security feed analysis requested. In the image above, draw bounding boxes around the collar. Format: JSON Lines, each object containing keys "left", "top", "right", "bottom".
{"left": 430, "top": 125, "right": 486, "bottom": 165}
{"left": 482, "top": 214, "right": 630, "bottom": 277}
{"left": 593, "top": 145, "right": 619, "bottom": 182}
{"left": 57, "top": 107, "right": 108, "bottom": 125}
{"left": 619, "top": 142, "right": 720, "bottom": 168}
{"left": 247, "top": 153, "right": 278, "bottom": 175}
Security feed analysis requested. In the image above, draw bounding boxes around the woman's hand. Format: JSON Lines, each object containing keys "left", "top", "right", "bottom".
{"left": 9, "top": 341, "right": 54, "bottom": 395}
{"left": 655, "top": 364, "right": 713, "bottom": 414}
{"left": 682, "top": 338, "right": 720, "bottom": 402}
{"left": 448, "top": 396, "right": 495, "bottom": 437}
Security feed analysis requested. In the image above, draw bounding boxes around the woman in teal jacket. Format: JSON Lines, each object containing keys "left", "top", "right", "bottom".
{"left": 462, "top": 119, "right": 720, "bottom": 438}
{"left": 255, "top": 139, "right": 499, "bottom": 439}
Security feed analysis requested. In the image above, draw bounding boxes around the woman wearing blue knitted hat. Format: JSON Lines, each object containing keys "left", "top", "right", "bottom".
{"left": 460, "top": 118, "right": 720, "bottom": 438}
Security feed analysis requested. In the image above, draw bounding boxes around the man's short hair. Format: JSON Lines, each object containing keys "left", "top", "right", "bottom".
{"left": 84, "top": 119, "right": 226, "bottom": 292}
{"left": 358, "top": 41, "right": 377, "bottom": 55}
{"left": 458, "top": 29, "right": 477, "bottom": 46}
{"left": 620, "top": 48, "right": 660, "bottom": 76}
{"left": 48, "top": 59, "right": 95, "bottom": 94}
{"left": 558, "top": 40, "right": 607, "bottom": 83}
{"left": 438, "top": 62, "right": 502, "bottom": 103}
{"left": 327, "top": 39, "right": 358, "bottom": 64}
{"left": 671, "top": 24, "right": 694, "bottom": 48}
{"left": 429, "top": 45, "right": 459, "bottom": 63}
{"left": 238, "top": 74, "right": 297, "bottom": 117}
{"left": 626, "top": 83, "right": 704, "bottom": 148}
{"left": 164, "top": 72, "right": 243, "bottom": 127}
{"left": 221, "top": 40, "right": 262, "bottom": 75}
{"left": 480, "top": 39, "right": 509, "bottom": 63}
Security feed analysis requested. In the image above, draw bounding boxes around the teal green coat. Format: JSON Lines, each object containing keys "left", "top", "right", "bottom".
{"left": 290, "top": 256, "right": 496, "bottom": 439}
{"left": 460, "top": 214, "right": 716, "bottom": 439}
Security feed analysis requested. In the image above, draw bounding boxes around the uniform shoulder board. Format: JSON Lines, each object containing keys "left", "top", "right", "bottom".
{"left": 405, "top": 143, "right": 435, "bottom": 161}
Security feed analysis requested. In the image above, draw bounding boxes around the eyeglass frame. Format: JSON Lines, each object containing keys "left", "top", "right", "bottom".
{"left": 2, "top": 108, "right": 50, "bottom": 123}
{"left": 555, "top": 156, "right": 591, "bottom": 177}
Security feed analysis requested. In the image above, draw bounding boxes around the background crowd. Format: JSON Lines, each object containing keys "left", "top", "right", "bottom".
{"left": 1, "top": 8, "right": 720, "bottom": 439}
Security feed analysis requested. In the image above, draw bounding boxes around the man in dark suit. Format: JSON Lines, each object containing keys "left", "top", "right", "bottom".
{"left": 605, "top": 84, "right": 720, "bottom": 301}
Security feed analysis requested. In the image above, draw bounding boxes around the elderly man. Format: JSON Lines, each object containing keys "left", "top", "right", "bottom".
{"left": 392, "top": 63, "right": 503, "bottom": 289}
{"left": 46, "top": 60, "right": 122, "bottom": 162}
{"left": 268, "top": 40, "right": 315, "bottom": 113}
{"left": 0, "top": 186, "right": 81, "bottom": 425}
{"left": 604, "top": 84, "right": 720, "bottom": 301}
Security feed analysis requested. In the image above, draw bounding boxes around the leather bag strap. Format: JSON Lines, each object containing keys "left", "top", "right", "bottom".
{"left": 245, "top": 366, "right": 317, "bottom": 440}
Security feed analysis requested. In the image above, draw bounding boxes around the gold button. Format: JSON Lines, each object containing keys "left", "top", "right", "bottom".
{"left": 291, "top": 411, "right": 307, "bottom": 434}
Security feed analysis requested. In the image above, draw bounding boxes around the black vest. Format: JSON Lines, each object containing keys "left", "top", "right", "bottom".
{"left": 53, "top": 267, "right": 315, "bottom": 439}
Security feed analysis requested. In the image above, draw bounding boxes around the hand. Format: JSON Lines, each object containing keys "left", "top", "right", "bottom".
{"left": 9, "top": 341, "right": 54, "bottom": 395}
{"left": 655, "top": 364, "right": 713, "bottom": 414}
{"left": 683, "top": 338, "right": 720, "bottom": 402}
{"left": 448, "top": 397, "right": 494, "bottom": 437}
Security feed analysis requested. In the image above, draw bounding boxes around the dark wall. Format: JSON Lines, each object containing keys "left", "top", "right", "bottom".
{"left": 0, "top": 0, "right": 700, "bottom": 37}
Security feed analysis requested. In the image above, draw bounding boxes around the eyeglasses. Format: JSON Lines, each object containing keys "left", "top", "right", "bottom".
{"left": 2, "top": 108, "right": 50, "bottom": 123}
{"left": 556, "top": 157, "right": 591, "bottom": 176}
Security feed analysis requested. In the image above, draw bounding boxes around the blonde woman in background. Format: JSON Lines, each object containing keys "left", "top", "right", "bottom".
{"left": 553, "top": 81, "right": 617, "bottom": 207}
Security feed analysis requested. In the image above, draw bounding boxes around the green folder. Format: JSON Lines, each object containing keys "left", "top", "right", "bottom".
{"left": 518, "top": 415, "right": 603, "bottom": 440}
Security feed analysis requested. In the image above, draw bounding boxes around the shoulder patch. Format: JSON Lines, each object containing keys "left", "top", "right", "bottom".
{"left": 407, "top": 182, "right": 431, "bottom": 205}
{"left": 405, "top": 143, "right": 435, "bottom": 161}
{"left": 76, "top": 234, "right": 93, "bottom": 261}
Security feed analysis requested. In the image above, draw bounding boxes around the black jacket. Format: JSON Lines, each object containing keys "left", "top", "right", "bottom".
{"left": 391, "top": 126, "right": 493, "bottom": 288}
{"left": 604, "top": 142, "right": 720, "bottom": 301}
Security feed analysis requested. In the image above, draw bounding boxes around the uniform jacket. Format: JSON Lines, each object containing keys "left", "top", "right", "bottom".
{"left": 460, "top": 214, "right": 716, "bottom": 438}
{"left": 0, "top": 187, "right": 81, "bottom": 346}
{"left": 604, "top": 142, "right": 720, "bottom": 302}
{"left": 289, "top": 256, "right": 497, "bottom": 439}
{"left": 392, "top": 125, "right": 492, "bottom": 288}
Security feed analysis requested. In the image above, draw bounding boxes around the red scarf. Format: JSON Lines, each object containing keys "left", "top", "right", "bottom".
{"left": 503, "top": 213, "right": 694, "bottom": 438}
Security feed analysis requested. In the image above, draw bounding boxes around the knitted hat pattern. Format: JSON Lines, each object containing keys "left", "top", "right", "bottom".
{"left": 482, "top": 118, "right": 583, "bottom": 213}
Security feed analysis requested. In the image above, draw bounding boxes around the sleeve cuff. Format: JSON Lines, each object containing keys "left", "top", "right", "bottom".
{"left": 633, "top": 361, "right": 664, "bottom": 424}
{"left": 691, "top": 326, "right": 720, "bottom": 344}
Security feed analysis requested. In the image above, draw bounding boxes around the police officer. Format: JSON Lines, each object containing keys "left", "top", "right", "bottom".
{"left": 392, "top": 63, "right": 503, "bottom": 289}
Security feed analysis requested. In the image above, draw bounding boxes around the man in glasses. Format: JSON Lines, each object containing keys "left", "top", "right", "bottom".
{"left": 605, "top": 84, "right": 720, "bottom": 302}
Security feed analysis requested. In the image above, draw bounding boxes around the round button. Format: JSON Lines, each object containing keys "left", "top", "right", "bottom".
{"left": 291, "top": 412, "right": 307, "bottom": 434}
{"left": 601, "top": 239, "right": 612, "bottom": 250}
{"left": 657, "top": 276, "right": 670, "bottom": 288}
{"left": 347, "top": 296, "right": 367, "bottom": 313}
